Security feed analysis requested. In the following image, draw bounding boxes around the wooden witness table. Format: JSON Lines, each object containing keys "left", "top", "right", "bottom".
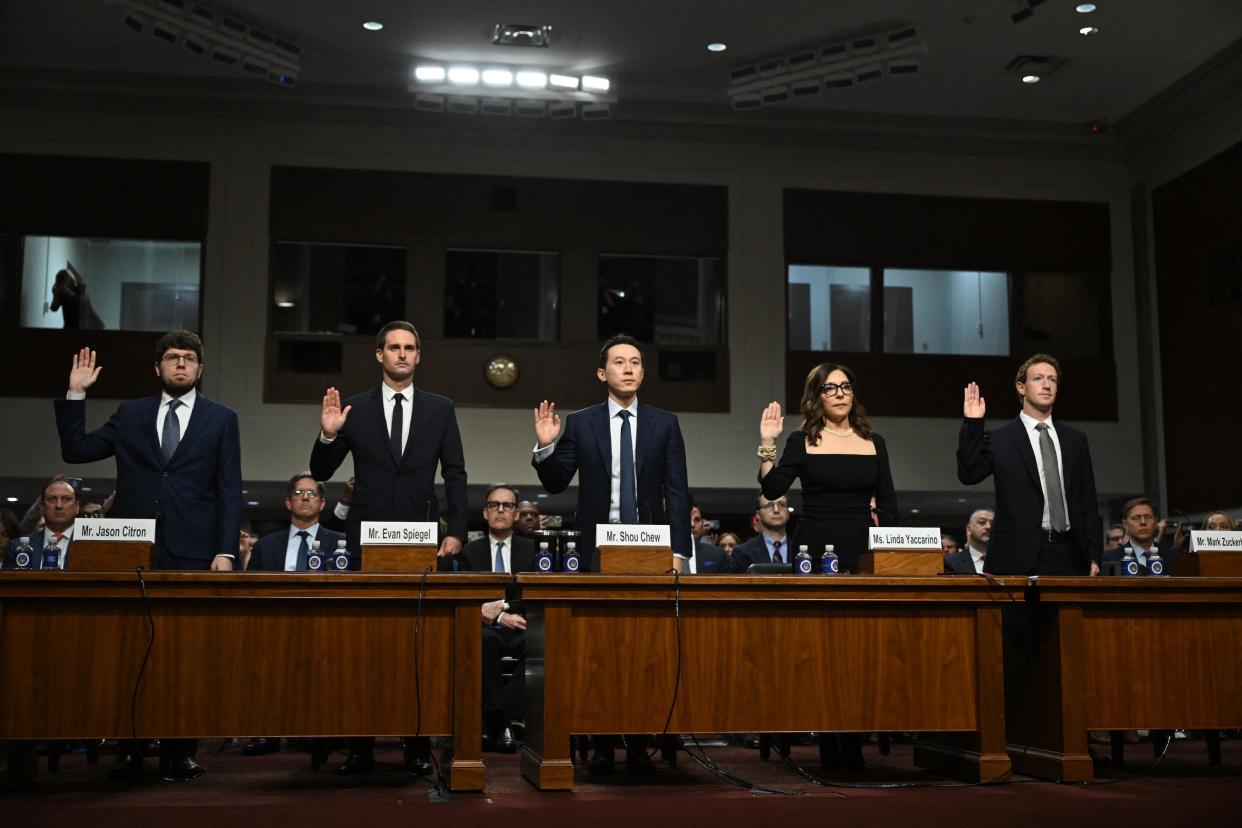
{"left": 0, "top": 571, "right": 510, "bottom": 791}
{"left": 517, "top": 574, "right": 1023, "bottom": 790}
{"left": 1004, "top": 576, "right": 1242, "bottom": 781}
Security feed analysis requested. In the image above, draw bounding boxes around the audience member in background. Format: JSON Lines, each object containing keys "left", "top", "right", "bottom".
{"left": 716, "top": 532, "right": 741, "bottom": 556}
{"left": 514, "top": 500, "right": 542, "bottom": 538}
{"left": 80, "top": 501, "right": 104, "bottom": 518}
{"left": 237, "top": 529, "right": 257, "bottom": 571}
{"left": 724, "top": 494, "right": 793, "bottom": 571}
{"left": 318, "top": 476, "right": 354, "bottom": 533}
{"left": 1101, "top": 497, "right": 1181, "bottom": 574}
{"left": 3, "top": 477, "right": 79, "bottom": 569}
{"left": 941, "top": 534, "right": 959, "bottom": 555}
{"left": 448, "top": 484, "right": 534, "bottom": 754}
{"left": 1104, "top": 523, "right": 1126, "bottom": 553}
{"left": 0, "top": 509, "right": 22, "bottom": 556}
{"left": 944, "top": 509, "right": 993, "bottom": 575}
{"left": 1203, "top": 511, "right": 1236, "bottom": 531}
{"left": 688, "top": 501, "right": 726, "bottom": 574}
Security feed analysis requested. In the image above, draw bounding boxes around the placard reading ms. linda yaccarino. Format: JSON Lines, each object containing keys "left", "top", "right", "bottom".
{"left": 1190, "top": 530, "right": 1242, "bottom": 553}
{"left": 73, "top": 517, "right": 156, "bottom": 542}
{"left": 868, "top": 527, "right": 942, "bottom": 550}
{"left": 596, "top": 524, "right": 671, "bottom": 547}
{"left": 360, "top": 521, "right": 438, "bottom": 545}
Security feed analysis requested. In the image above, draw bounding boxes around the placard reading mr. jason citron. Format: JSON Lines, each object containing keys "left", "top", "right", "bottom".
{"left": 73, "top": 517, "right": 156, "bottom": 542}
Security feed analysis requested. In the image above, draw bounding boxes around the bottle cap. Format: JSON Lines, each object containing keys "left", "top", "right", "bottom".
{"left": 566, "top": 542, "right": 576, "bottom": 550}
{"left": 540, "top": 541, "right": 549, "bottom": 549}
{"left": 337, "top": 539, "right": 347, "bottom": 548}
{"left": 798, "top": 545, "right": 808, "bottom": 553}
{"left": 825, "top": 545, "right": 835, "bottom": 553}
{"left": 19, "top": 536, "right": 29, "bottom": 544}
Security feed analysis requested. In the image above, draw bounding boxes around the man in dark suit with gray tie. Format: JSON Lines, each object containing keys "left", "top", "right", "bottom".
{"left": 532, "top": 334, "right": 691, "bottom": 773}
{"left": 54, "top": 331, "right": 242, "bottom": 782}
{"left": 309, "top": 320, "right": 466, "bottom": 776}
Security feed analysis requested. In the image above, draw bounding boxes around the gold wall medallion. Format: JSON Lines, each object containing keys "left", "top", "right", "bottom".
{"left": 485, "top": 354, "right": 519, "bottom": 389}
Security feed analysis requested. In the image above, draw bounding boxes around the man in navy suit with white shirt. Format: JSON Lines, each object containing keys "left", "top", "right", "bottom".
{"left": 53, "top": 331, "right": 242, "bottom": 782}
{"left": 532, "top": 334, "right": 690, "bottom": 774}
{"left": 1100, "top": 497, "right": 1181, "bottom": 574}
{"left": 2, "top": 476, "right": 79, "bottom": 570}
{"left": 247, "top": 472, "right": 345, "bottom": 573}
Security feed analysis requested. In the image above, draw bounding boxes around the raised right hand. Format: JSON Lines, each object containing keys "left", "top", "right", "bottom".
{"left": 68, "top": 347, "right": 101, "bottom": 393}
{"left": 963, "top": 382, "right": 986, "bottom": 419}
{"left": 759, "top": 401, "right": 783, "bottom": 444}
{"left": 321, "top": 387, "right": 352, "bottom": 438}
{"left": 534, "top": 400, "right": 561, "bottom": 447}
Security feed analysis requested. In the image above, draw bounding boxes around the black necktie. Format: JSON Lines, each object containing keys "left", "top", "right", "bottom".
{"left": 391, "top": 394, "right": 404, "bottom": 459}
{"left": 771, "top": 540, "right": 783, "bottom": 564}
{"left": 618, "top": 410, "right": 637, "bottom": 523}
{"left": 295, "top": 530, "right": 310, "bottom": 571}
{"left": 161, "top": 399, "right": 182, "bottom": 463}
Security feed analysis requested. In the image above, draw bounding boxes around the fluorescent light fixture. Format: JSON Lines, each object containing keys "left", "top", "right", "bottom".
{"left": 275, "top": 301, "right": 295, "bottom": 308}
{"left": 481, "top": 68, "right": 514, "bottom": 87}
{"left": 1022, "top": 74, "right": 1041, "bottom": 84}
{"left": 707, "top": 42, "right": 727, "bottom": 52}
{"left": 363, "top": 21, "right": 383, "bottom": 31}
{"left": 247, "top": 500, "right": 260, "bottom": 507}
{"left": 581, "top": 75, "right": 610, "bottom": 92}
{"left": 548, "top": 73, "right": 579, "bottom": 89}
{"left": 1079, "top": 26, "right": 1099, "bottom": 35}
{"left": 515, "top": 70, "right": 548, "bottom": 88}
{"left": 414, "top": 65, "right": 446, "bottom": 82}
{"left": 447, "top": 66, "right": 480, "bottom": 85}
{"left": 1075, "top": 3, "right": 1096, "bottom": 12}
{"left": 4, "top": 497, "right": 17, "bottom": 503}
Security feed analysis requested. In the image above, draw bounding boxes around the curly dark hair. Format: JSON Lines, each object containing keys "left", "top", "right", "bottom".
{"left": 798, "top": 362, "right": 873, "bottom": 446}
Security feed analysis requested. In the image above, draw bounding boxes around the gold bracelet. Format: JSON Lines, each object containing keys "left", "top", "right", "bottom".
{"left": 756, "top": 444, "right": 777, "bottom": 462}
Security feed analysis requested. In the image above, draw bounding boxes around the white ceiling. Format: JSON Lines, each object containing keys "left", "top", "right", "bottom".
{"left": 2, "top": 0, "right": 1241, "bottom": 126}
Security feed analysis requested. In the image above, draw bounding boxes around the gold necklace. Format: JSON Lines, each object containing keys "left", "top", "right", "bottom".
{"left": 822, "top": 424, "right": 854, "bottom": 438}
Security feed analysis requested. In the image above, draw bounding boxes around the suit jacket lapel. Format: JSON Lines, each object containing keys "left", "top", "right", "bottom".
{"left": 405, "top": 388, "right": 427, "bottom": 467}
{"left": 170, "top": 395, "right": 210, "bottom": 463}
{"left": 1057, "top": 425, "right": 1077, "bottom": 494}
{"left": 634, "top": 401, "right": 649, "bottom": 478}
{"left": 1007, "top": 417, "right": 1040, "bottom": 488}
{"left": 140, "top": 396, "right": 163, "bottom": 463}
{"left": 371, "top": 386, "right": 400, "bottom": 468}
{"left": 591, "top": 404, "right": 611, "bottom": 473}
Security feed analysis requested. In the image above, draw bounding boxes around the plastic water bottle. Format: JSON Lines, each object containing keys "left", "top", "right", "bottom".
{"left": 330, "top": 539, "right": 351, "bottom": 572}
{"left": 535, "top": 541, "right": 554, "bottom": 573}
{"left": 795, "top": 544, "right": 813, "bottom": 574}
{"left": 1147, "top": 548, "right": 1167, "bottom": 577}
{"left": 561, "top": 541, "right": 581, "bottom": 573}
{"left": 1121, "top": 546, "right": 1140, "bottom": 577}
{"left": 821, "top": 544, "right": 840, "bottom": 575}
{"left": 12, "top": 537, "right": 35, "bottom": 569}
{"left": 42, "top": 540, "right": 61, "bottom": 570}
{"left": 306, "top": 539, "right": 324, "bottom": 572}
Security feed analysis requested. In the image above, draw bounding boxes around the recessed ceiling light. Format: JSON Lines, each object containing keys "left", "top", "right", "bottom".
{"left": 1079, "top": 26, "right": 1099, "bottom": 36}
{"left": 707, "top": 42, "right": 727, "bottom": 53}
{"left": 548, "top": 73, "right": 579, "bottom": 89}
{"left": 910, "top": 507, "right": 921, "bottom": 514}
{"left": 362, "top": 21, "right": 383, "bottom": 32}
{"left": 1022, "top": 74, "right": 1041, "bottom": 84}
{"left": 247, "top": 500, "right": 260, "bottom": 507}
{"left": 275, "top": 301, "right": 295, "bottom": 308}
{"left": 481, "top": 68, "right": 514, "bottom": 87}
{"left": 581, "top": 75, "right": 610, "bottom": 92}
{"left": 1075, "top": 3, "right": 1097, "bottom": 12}
{"left": 447, "top": 66, "right": 480, "bottom": 85}
{"left": 5, "top": 496, "right": 17, "bottom": 502}
{"left": 515, "top": 71, "right": 548, "bottom": 88}
{"left": 414, "top": 65, "right": 446, "bottom": 82}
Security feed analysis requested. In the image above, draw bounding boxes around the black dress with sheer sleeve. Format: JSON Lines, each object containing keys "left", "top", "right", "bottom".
{"left": 759, "top": 430, "right": 899, "bottom": 573}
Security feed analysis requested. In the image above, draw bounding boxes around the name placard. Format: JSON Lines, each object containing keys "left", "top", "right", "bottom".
{"left": 73, "top": 518, "right": 156, "bottom": 543}
{"left": 596, "top": 524, "right": 671, "bottom": 547}
{"left": 1190, "top": 530, "right": 1242, "bottom": 553}
{"left": 361, "top": 521, "right": 438, "bottom": 545}
{"left": 869, "top": 527, "right": 942, "bottom": 550}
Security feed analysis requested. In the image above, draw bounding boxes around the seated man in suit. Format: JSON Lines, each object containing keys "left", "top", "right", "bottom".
{"left": 242, "top": 472, "right": 345, "bottom": 757}
{"left": 722, "top": 493, "right": 793, "bottom": 572}
{"left": 514, "top": 500, "right": 541, "bottom": 539}
{"left": 1101, "top": 497, "right": 1181, "bottom": 574}
{"left": 944, "top": 508, "right": 993, "bottom": 575}
{"left": 3, "top": 476, "right": 79, "bottom": 570}
{"left": 449, "top": 484, "right": 534, "bottom": 753}
{"left": 688, "top": 500, "right": 726, "bottom": 574}
{"left": 941, "top": 534, "right": 959, "bottom": 555}
{"left": 1104, "top": 523, "right": 1127, "bottom": 554}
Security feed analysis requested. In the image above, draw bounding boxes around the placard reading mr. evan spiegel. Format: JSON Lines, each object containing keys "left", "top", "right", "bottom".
{"left": 73, "top": 517, "right": 156, "bottom": 542}
{"left": 360, "top": 521, "right": 438, "bottom": 545}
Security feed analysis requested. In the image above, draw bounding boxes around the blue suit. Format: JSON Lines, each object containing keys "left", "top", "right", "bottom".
{"left": 533, "top": 401, "right": 690, "bottom": 570}
{"left": 248, "top": 525, "right": 346, "bottom": 572}
{"left": 3, "top": 534, "right": 70, "bottom": 570}
{"left": 54, "top": 394, "right": 243, "bottom": 569}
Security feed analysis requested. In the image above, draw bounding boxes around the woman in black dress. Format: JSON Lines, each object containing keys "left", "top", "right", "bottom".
{"left": 758, "top": 362, "right": 898, "bottom": 573}
{"left": 758, "top": 361, "right": 900, "bottom": 768}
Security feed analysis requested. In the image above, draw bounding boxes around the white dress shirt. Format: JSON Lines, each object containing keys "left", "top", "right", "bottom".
{"left": 156, "top": 387, "right": 197, "bottom": 449}
{"left": 967, "top": 543, "right": 987, "bottom": 575}
{"left": 1018, "top": 411, "right": 1071, "bottom": 531}
{"left": 380, "top": 383, "right": 413, "bottom": 454}
{"left": 42, "top": 525, "right": 74, "bottom": 570}
{"left": 532, "top": 397, "right": 638, "bottom": 524}
{"left": 489, "top": 533, "right": 513, "bottom": 573}
{"left": 284, "top": 522, "right": 323, "bottom": 571}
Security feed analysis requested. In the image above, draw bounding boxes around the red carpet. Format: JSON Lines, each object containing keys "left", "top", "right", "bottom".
{"left": 5, "top": 738, "right": 1240, "bottom": 827}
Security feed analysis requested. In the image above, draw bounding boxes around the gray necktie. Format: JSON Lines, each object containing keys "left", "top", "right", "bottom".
{"left": 161, "top": 399, "right": 182, "bottom": 462}
{"left": 1035, "top": 423, "right": 1068, "bottom": 532}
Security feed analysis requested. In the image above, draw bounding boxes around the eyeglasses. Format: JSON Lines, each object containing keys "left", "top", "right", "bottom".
{"left": 818, "top": 382, "right": 853, "bottom": 397}
{"left": 486, "top": 501, "right": 518, "bottom": 512}
{"left": 161, "top": 352, "right": 200, "bottom": 365}
{"left": 758, "top": 501, "right": 789, "bottom": 512}
{"left": 291, "top": 489, "right": 322, "bottom": 499}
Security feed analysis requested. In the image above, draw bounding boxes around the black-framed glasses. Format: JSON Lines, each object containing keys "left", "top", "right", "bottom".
{"left": 818, "top": 382, "right": 853, "bottom": 396}
{"left": 161, "top": 352, "right": 200, "bottom": 365}
{"left": 291, "top": 488, "right": 322, "bottom": 499}
{"left": 486, "top": 501, "right": 518, "bottom": 512}
{"left": 758, "top": 500, "right": 789, "bottom": 512}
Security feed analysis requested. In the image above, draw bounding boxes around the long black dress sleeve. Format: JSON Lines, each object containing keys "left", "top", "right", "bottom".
{"left": 759, "top": 432, "right": 805, "bottom": 501}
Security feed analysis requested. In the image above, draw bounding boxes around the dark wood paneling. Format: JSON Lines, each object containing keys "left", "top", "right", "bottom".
{"left": 1151, "top": 141, "right": 1242, "bottom": 513}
